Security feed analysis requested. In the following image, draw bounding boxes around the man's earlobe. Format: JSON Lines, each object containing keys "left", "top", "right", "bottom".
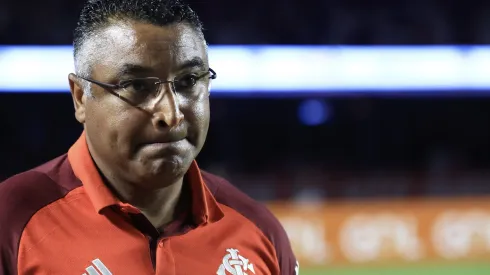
{"left": 68, "top": 73, "right": 87, "bottom": 124}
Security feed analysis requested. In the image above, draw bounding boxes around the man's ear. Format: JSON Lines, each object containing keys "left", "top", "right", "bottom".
{"left": 68, "top": 73, "right": 87, "bottom": 124}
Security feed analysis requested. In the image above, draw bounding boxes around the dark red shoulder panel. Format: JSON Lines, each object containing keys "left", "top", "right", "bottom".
{"left": 201, "top": 171, "right": 297, "bottom": 275}
{"left": 0, "top": 155, "right": 80, "bottom": 275}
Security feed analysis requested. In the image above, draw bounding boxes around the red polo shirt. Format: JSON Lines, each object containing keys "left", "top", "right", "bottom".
{"left": 0, "top": 133, "right": 297, "bottom": 275}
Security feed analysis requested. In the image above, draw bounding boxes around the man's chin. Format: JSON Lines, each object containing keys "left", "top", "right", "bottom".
{"left": 133, "top": 157, "right": 190, "bottom": 188}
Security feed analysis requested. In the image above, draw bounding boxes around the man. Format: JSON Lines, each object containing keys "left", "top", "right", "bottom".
{"left": 0, "top": 0, "right": 298, "bottom": 274}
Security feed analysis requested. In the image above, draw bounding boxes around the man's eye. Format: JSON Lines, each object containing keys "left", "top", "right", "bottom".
{"left": 129, "top": 79, "right": 157, "bottom": 93}
{"left": 175, "top": 75, "right": 199, "bottom": 89}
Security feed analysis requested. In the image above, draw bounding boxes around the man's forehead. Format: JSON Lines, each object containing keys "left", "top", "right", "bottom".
{"left": 89, "top": 22, "right": 207, "bottom": 74}
{"left": 97, "top": 21, "right": 203, "bottom": 47}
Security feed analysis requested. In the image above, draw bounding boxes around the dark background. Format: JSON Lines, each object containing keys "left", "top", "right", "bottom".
{"left": 1, "top": 0, "right": 489, "bottom": 45}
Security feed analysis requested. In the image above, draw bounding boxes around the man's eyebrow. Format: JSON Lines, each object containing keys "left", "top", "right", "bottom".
{"left": 116, "top": 64, "right": 154, "bottom": 78}
{"left": 178, "top": 57, "right": 206, "bottom": 71}
{"left": 115, "top": 58, "right": 206, "bottom": 78}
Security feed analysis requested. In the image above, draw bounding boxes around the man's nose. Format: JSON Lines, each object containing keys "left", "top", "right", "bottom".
{"left": 150, "top": 83, "right": 184, "bottom": 129}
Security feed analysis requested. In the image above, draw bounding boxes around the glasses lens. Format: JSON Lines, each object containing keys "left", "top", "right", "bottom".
{"left": 120, "top": 78, "right": 160, "bottom": 103}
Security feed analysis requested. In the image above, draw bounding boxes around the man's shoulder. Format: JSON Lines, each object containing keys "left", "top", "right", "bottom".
{"left": 0, "top": 154, "right": 76, "bottom": 198}
{"left": 0, "top": 154, "right": 79, "bottom": 233}
{"left": 201, "top": 170, "right": 279, "bottom": 229}
{"left": 203, "top": 171, "right": 280, "bottom": 222}
{"left": 0, "top": 155, "right": 80, "bottom": 275}
{"left": 201, "top": 170, "right": 298, "bottom": 274}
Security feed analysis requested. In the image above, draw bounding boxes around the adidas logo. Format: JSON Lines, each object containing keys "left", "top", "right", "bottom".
{"left": 82, "top": 258, "right": 112, "bottom": 275}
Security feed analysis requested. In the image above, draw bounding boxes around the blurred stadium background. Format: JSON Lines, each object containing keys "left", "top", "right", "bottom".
{"left": 2, "top": 0, "right": 490, "bottom": 274}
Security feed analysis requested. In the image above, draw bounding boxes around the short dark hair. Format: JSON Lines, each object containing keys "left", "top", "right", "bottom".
{"left": 73, "top": 0, "right": 204, "bottom": 76}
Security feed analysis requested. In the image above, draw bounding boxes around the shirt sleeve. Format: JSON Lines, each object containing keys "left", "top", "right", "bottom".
{"left": 267, "top": 213, "right": 298, "bottom": 275}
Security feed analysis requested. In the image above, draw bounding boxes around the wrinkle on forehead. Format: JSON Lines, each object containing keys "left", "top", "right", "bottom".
{"left": 76, "top": 22, "right": 138, "bottom": 78}
{"left": 90, "top": 23, "right": 140, "bottom": 73}
{"left": 131, "top": 23, "right": 207, "bottom": 64}
{"left": 84, "top": 22, "right": 207, "bottom": 78}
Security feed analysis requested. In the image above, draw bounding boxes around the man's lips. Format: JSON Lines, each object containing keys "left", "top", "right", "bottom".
{"left": 138, "top": 139, "right": 187, "bottom": 155}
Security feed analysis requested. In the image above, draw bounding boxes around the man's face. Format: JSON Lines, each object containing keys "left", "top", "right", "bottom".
{"left": 69, "top": 21, "right": 210, "bottom": 189}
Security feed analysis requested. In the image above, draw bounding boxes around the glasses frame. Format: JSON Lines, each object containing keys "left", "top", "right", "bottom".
{"left": 77, "top": 68, "right": 217, "bottom": 97}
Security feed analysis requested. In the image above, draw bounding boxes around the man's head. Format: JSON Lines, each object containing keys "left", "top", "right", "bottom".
{"left": 68, "top": 0, "right": 212, "bottom": 190}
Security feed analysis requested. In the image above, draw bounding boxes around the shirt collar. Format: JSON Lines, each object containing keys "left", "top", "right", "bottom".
{"left": 67, "top": 131, "right": 224, "bottom": 226}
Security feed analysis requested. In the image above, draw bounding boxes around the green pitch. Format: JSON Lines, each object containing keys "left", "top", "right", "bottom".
{"left": 302, "top": 262, "right": 490, "bottom": 275}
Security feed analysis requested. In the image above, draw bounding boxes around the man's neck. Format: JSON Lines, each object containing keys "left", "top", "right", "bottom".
{"left": 115, "top": 178, "right": 184, "bottom": 228}
{"left": 85, "top": 137, "right": 186, "bottom": 229}
{"left": 94, "top": 162, "right": 185, "bottom": 229}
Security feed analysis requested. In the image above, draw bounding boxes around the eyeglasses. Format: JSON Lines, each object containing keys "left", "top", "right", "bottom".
{"left": 77, "top": 68, "right": 217, "bottom": 106}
